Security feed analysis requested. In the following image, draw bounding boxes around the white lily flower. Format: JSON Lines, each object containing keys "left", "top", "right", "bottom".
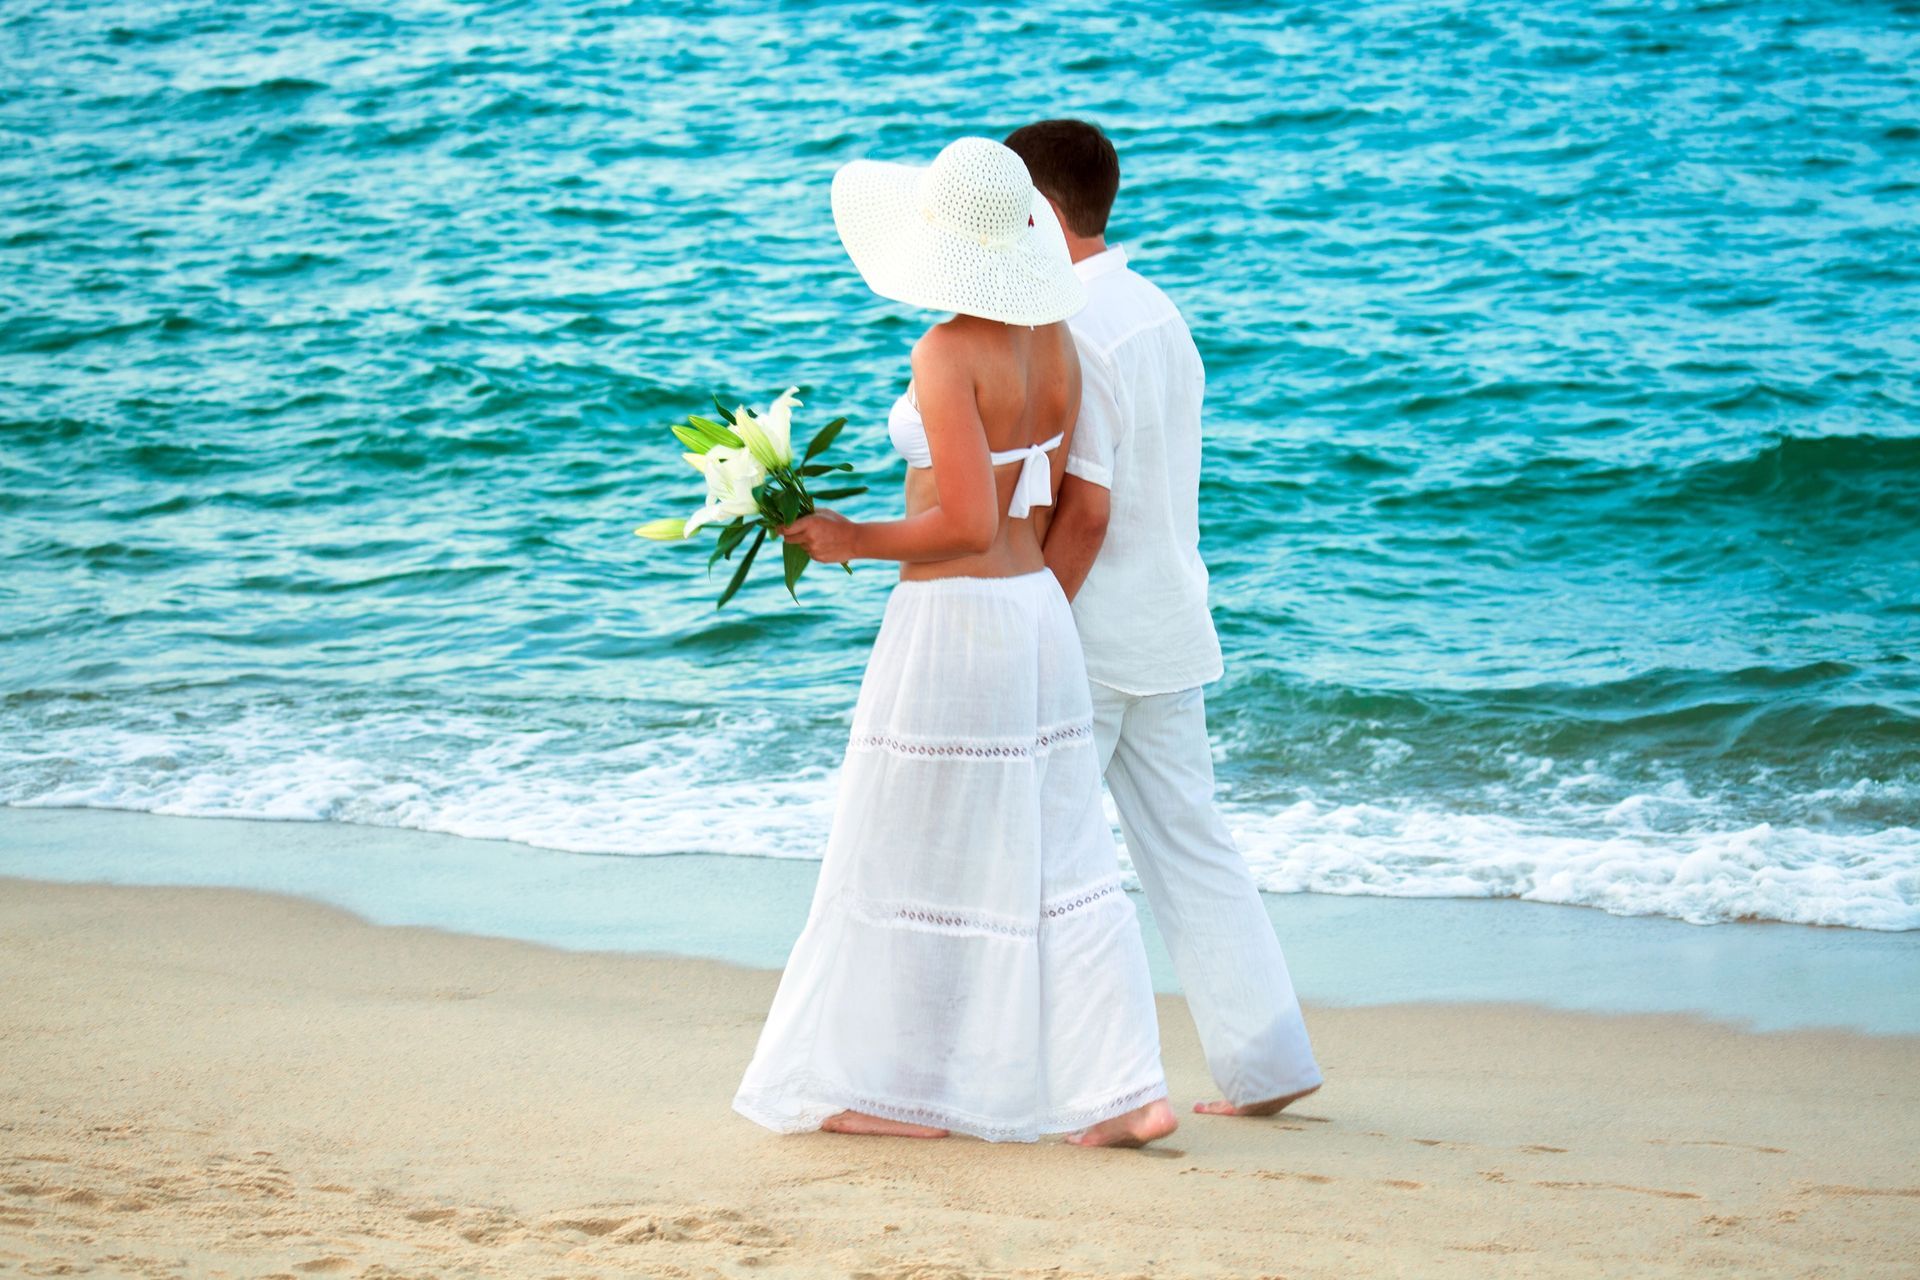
{"left": 761, "top": 387, "right": 801, "bottom": 462}
{"left": 683, "top": 444, "right": 767, "bottom": 536}
{"left": 735, "top": 395, "right": 796, "bottom": 471}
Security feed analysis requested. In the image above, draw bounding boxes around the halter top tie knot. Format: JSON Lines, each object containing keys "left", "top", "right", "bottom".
{"left": 888, "top": 388, "right": 1063, "bottom": 519}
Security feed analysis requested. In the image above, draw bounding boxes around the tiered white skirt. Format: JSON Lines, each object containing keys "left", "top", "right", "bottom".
{"left": 733, "top": 571, "right": 1167, "bottom": 1142}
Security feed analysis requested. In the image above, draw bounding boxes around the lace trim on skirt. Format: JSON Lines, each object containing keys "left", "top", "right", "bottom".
{"left": 847, "top": 718, "right": 1093, "bottom": 762}
{"left": 821, "top": 875, "right": 1128, "bottom": 941}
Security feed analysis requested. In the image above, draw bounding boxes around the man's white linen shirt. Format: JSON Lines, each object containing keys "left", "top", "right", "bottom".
{"left": 1063, "top": 245, "right": 1224, "bottom": 696}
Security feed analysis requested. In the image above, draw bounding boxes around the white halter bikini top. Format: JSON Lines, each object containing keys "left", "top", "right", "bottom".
{"left": 887, "top": 386, "right": 1064, "bottom": 519}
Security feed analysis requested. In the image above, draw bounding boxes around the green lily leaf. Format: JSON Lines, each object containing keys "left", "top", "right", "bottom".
{"left": 798, "top": 462, "right": 854, "bottom": 477}
{"left": 711, "top": 397, "right": 736, "bottom": 425}
{"left": 782, "top": 538, "right": 809, "bottom": 602}
{"left": 809, "top": 485, "right": 869, "bottom": 501}
{"left": 803, "top": 416, "right": 846, "bottom": 462}
{"left": 716, "top": 527, "right": 764, "bottom": 609}
{"left": 707, "top": 519, "right": 748, "bottom": 570}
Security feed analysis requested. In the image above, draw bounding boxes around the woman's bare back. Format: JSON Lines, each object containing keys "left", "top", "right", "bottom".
{"left": 900, "top": 314, "right": 1081, "bottom": 582}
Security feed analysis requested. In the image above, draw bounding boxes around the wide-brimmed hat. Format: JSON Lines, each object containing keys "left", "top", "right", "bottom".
{"left": 831, "top": 137, "right": 1085, "bottom": 326}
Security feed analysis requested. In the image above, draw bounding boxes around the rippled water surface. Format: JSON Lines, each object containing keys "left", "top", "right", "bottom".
{"left": 4, "top": 0, "right": 1918, "bottom": 928}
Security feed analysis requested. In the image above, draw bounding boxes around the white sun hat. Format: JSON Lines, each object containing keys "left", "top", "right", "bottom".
{"left": 831, "top": 136, "right": 1085, "bottom": 326}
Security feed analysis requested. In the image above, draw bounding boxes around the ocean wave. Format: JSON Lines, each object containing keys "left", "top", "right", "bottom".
{"left": 1367, "top": 433, "right": 1920, "bottom": 520}
{"left": 1227, "top": 799, "right": 1920, "bottom": 931}
{"left": 8, "top": 769, "right": 1913, "bottom": 932}
{"left": 1222, "top": 661, "right": 1920, "bottom": 785}
{"left": 3, "top": 695, "right": 1914, "bottom": 931}
{"left": 1658, "top": 432, "right": 1920, "bottom": 508}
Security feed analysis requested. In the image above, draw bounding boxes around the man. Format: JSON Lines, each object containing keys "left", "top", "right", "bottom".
{"left": 1006, "top": 120, "right": 1323, "bottom": 1117}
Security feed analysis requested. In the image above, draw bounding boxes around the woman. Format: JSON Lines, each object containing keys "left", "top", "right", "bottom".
{"left": 730, "top": 138, "right": 1176, "bottom": 1147}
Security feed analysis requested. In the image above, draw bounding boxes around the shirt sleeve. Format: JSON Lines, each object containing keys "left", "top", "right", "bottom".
{"left": 1065, "top": 339, "right": 1121, "bottom": 490}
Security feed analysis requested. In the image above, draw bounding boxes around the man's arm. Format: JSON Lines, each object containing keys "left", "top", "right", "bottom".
{"left": 1047, "top": 336, "right": 1121, "bottom": 601}
{"left": 1043, "top": 474, "right": 1110, "bottom": 602}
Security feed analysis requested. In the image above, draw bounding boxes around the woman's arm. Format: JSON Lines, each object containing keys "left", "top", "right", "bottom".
{"left": 781, "top": 328, "right": 999, "bottom": 565}
{"left": 1042, "top": 474, "right": 1110, "bottom": 601}
{"left": 1029, "top": 329, "right": 1081, "bottom": 545}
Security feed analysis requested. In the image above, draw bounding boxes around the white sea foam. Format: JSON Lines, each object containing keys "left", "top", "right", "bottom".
{"left": 1223, "top": 798, "right": 1920, "bottom": 931}
{"left": 5, "top": 713, "right": 1915, "bottom": 931}
{"left": 4, "top": 708, "right": 839, "bottom": 860}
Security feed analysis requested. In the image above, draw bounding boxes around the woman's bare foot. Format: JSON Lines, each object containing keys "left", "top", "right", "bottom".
{"left": 1066, "top": 1098, "right": 1179, "bottom": 1149}
{"left": 1193, "top": 1082, "right": 1321, "bottom": 1117}
{"left": 821, "top": 1110, "right": 949, "bottom": 1139}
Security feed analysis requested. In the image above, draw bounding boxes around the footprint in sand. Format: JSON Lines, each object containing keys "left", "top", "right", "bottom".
{"left": 1534, "top": 1180, "right": 1700, "bottom": 1200}
{"left": 1381, "top": 1179, "right": 1423, "bottom": 1190}
{"left": 458, "top": 1212, "right": 529, "bottom": 1247}
{"left": 546, "top": 1214, "right": 629, "bottom": 1237}
{"left": 292, "top": 1258, "right": 353, "bottom": 1274}
{"left": 1648, "top": 1138, "right": 1786, "bottom": 1155}
{"left": 546, "top": 1207, "right": 789, "bottom": 1249}
{"left": 1520, "top": 1144, "right": 1567, "bottom": 1154}
{"left": 1447, "top": 1241, "right": 1535, "bottom": 1255}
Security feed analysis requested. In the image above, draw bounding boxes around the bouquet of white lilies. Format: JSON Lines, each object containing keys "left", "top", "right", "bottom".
{"left": 635, "top": 388, "right": 866, "bottom": 607}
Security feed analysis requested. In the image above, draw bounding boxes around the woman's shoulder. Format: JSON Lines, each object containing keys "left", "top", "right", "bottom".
{"left": 908, "top": 316, "right": 995, "bottom": 384}
{"left": 912, "top": 313, "right": 990, "bottom": 355}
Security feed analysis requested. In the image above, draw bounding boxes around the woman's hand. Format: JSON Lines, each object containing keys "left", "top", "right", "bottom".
{"left": 781, "top": 510, "right": 861, "bottom": 564}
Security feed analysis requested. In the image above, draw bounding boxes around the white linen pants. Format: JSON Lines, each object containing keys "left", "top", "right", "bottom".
{"left": 1091, "top": 682, "right": 1323, "bottom": 1106}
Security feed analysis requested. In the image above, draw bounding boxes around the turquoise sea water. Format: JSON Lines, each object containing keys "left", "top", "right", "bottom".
{"left": 3, "top": 1, "right": 1917, "bottom": 929}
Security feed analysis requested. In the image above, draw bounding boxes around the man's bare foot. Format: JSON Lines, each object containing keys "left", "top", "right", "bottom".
{"left": 821, "top": 1110, "right": 949, "bottom": 1139}
{"left": 1193, "top": 1082, "right": 1321, "bottom": 1117}
{"left": 1066, "top": 1098, "right": 1179, "bottom": 1149}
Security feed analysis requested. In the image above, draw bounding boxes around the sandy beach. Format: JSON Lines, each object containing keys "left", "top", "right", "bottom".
{"left": 2, "top": 877, "right": 1915, "bottom": 1278}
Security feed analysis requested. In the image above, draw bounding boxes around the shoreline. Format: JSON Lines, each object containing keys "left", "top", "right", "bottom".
{"left": 3, "top": 805, "right": 1918, "bottom": 1034}
{"left": 1, "top": 875, "right": 1916, "bottom": 1277}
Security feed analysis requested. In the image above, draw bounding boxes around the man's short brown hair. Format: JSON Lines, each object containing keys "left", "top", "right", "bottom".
{"left": 1003, "top": 119, "right": 1120, "bottom": 238}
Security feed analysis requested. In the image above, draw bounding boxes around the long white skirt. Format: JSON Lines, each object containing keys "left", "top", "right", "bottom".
{"left": 733, "top": 570, "right": 1167, "bottom": 1142}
